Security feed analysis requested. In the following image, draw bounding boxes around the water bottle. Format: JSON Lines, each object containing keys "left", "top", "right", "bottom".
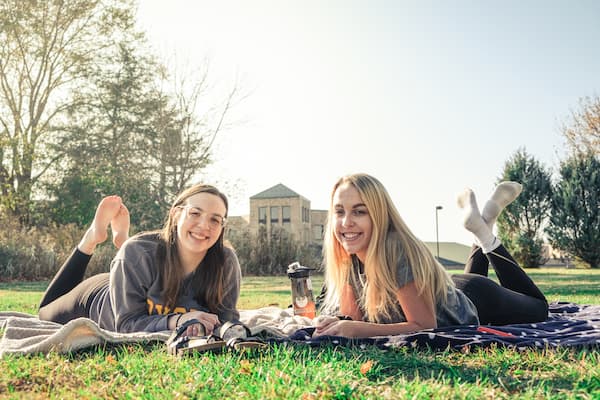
{"left": 287, "top": 262, "right": 316, "bottom": 318}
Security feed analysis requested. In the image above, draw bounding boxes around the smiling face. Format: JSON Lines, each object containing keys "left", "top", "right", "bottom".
{"left": 174, "top": 192, "right": 227, "bottom": 268}
{"left": 332, "top": 182, "right": 373, "bottom": 263}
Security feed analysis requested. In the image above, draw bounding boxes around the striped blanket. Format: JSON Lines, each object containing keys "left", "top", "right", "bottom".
{"left": 284, "top": 302, "right": 600, "bottom": 350}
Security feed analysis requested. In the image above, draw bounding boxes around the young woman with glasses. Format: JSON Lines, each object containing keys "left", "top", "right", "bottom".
{"left": 38, "top": 184, "right": 241, "bottom": 336}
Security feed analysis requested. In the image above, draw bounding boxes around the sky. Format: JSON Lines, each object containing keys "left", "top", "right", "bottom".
{"left": 135, "top": 1, "right": 600, "bottom": 245}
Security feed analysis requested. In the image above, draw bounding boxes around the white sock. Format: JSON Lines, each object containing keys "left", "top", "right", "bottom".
{"left": 481, "top": 182, "right": 522, "bottom": 230}
{"left": 457, "top": 188, "right": 499, "bottom": 253}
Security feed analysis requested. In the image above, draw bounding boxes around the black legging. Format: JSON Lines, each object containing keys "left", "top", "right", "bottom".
{"left": 38, "top": 248, "right": 108, "bottom": 324}
{"left": 451, "top": 244, "right": 548, "bottom": 325}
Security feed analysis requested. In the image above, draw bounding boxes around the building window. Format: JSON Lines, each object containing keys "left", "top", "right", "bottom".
{"left": 270, "top": 206, "right": 280, "bottom": 224}
{"left": 302, "top": 207, "right": 309, "bottom": 223}
{"left": 258, "top": 207, "right": 267, "bottom": 224}
{"left": 312, "top": 225, "right": 324, "bottom": 240}
{"left": 282, "top": 206, "right": 291, "bottom": 224}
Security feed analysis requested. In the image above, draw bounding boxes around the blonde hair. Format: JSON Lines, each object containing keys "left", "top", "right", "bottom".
{"left": 323, "top": 173, "right": 454, "bottom": 322}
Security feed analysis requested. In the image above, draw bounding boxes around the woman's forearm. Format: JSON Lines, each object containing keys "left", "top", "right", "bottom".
{"left": 349, "top": 320, "right": 436, "bottom": 338}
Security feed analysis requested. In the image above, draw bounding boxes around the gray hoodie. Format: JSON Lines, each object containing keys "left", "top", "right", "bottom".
{"left": 89, "top": 233, "right": 241, "bottom": 333}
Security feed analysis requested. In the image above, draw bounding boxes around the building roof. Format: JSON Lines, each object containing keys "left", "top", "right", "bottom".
{"left": 250, "top": 183, "right": 302, "bottom": 199}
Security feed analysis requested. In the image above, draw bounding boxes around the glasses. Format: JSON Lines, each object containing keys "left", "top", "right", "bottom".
{"left": 177, "top": 205, "right": 227, "bottom": 230}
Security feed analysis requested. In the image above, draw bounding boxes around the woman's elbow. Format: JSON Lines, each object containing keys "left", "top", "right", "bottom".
{"left": 412, "top": 319, "right": 437, "bottom": 331}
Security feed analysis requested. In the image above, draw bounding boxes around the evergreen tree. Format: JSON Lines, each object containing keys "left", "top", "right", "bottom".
{"left": 546, "top": 153, "right": 600, "bottom": 268}
{"left": 497, "top": 149, "right": 553, "bottom": 267}
{"left": 47, "top": 40, "right": 239, "bottom": 230}
{"left": 47, "top": 39, "right": 165, "bottom": 230}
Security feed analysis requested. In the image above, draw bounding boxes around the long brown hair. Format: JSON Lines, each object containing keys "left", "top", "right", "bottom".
{"left": 323, "top": 173, "right": 453, "bottom": 322}
{"left": 157, "top": 184, "right": 229, "bottom": 312}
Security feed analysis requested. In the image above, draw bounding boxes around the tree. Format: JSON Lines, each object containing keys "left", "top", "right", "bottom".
{"left": 561, "top": 96, "right": 600, "bottom": 156}
{"left": 47, "top": 40, "right": 240, "bottom": 230}
{"left": 47, "top": 38, "right": 165, "bottom": 230}
{"left": 0, "top": 0, "right": 134, "bottom": 223}
{"left": 142, "top": 61, "right": 239, "bottom": 209}
{"left": 546, "top": 153, "right": 600, "bottom": 268}
{"left": 496, "top": 149, "right": 553, "bottom": 267}
{"left": 46, "top": 169, "right": 161, "bottom": 230}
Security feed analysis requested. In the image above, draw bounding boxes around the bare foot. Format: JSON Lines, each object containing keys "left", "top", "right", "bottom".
{"left": 78, "top": 196, "right": 122, "bottom": 255}
{"left": 111, "top": 204, "right": 130, "bottom": 249}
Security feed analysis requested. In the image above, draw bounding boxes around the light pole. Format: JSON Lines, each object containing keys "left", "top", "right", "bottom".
{"left": 435, "top": 206, "right": 443, "bottom": 260}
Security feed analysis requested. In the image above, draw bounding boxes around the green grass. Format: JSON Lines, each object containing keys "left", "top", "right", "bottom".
{"left": 1, "top": 268, "right": 599, "bottom": 399}
{"left": 237, "top": 276, "right": 324, "bottom": 310}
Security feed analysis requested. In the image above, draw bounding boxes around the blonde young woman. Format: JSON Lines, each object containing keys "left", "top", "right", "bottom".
{"left": 314, "top": 173, "right": 548, "bottom": 338}
{"left": 39, "top": 184, "right": 241, "bottom": 337}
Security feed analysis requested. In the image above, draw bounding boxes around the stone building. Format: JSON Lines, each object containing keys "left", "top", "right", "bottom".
{"left": 226, "top": 183, "right": 327, "bottom": 245}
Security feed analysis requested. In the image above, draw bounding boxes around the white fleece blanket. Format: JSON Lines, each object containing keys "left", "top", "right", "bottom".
{"left": 0, "top": 312, "right": 170, "bottom": 357}
{"left": 240, "top": 306, "right": 314, "bottom": 337}
{"left": 0, "top": 307, "right": 313, "bottom": 357}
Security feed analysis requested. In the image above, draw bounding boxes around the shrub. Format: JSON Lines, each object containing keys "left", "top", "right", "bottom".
{"left": 0, "top": 215, "right": 71, "bottom": 280}
{"left": 0, "top": 213, "right": 118, "bottom": 280}
{"left": 228, "top": 226, "right": 321, "bottom": 276}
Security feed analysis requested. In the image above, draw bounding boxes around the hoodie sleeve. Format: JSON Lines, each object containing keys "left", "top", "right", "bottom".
{"left": 109, "top": 240, "right": 171, "bottom": 333}
{"left": 217, "top": 247, "right": 242, "bottom": 322}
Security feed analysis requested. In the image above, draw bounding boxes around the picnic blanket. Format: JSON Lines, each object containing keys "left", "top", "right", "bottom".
{"left": 283, "top": 302, "right": 600, "bottom": 350}
{"left": 1, "top": 302, "right": 598, "bottom": 357}
{"left": 0, "top": 307, "right": 313, "bottom": 357}
{"left": 0, "top": 311, "right": 171, "bottom": 357}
